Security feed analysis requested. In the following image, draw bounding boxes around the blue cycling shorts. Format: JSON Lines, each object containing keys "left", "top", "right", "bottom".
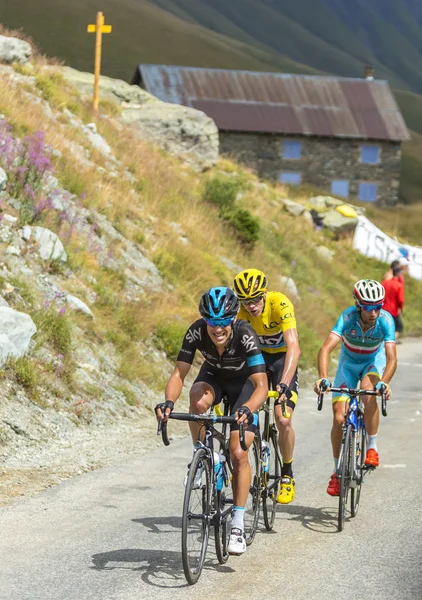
{"left": 332, "top": 351, "right": 386, "bottom": 403}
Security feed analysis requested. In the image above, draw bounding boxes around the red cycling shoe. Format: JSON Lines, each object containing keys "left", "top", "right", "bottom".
{"left": 327, "top": 473, "right": 340, "bottom": 496}
{"left": 365, "top": 448, "right": 379, "bottom": 467}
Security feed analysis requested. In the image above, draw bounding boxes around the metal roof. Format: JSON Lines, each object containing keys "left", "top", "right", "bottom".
{"left": 133, "top": 65, "right": 410, "bottom": 142}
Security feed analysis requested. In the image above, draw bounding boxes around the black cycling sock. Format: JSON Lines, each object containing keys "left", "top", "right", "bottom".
{"left": 281, "top": 460, "right": 293, "bottom": 478}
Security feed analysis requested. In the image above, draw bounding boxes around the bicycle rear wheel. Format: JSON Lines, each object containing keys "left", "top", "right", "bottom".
{"left": 182, "top": 449, "right": 211, "bottom": 585}
{"left": 338, "top": 425, "right": 352, "bottom": 532}
{"left": 244, "top": 435, "right": 261, "bottom": 545}
{"left": 351, "top": 422, "right": 366, "bottom": 518}
{"left": 262, "top": 426, "right": 281, "bottom": 531}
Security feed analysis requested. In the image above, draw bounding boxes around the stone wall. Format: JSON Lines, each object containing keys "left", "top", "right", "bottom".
{"left": 220, "top": 132, "right": 402, "bottom": 206}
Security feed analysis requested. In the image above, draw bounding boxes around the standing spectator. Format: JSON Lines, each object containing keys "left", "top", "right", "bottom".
{"left": 382, "top": 266, "right": 405, "bottom": 342}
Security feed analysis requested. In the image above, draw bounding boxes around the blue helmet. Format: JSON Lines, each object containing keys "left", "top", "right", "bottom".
{"left": 199, "top": 287, "right": 239, "bottom": 320}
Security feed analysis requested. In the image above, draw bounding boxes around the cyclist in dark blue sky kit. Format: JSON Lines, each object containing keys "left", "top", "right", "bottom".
{"left": 155, "top": 286, "right": 268, "bottom": 555}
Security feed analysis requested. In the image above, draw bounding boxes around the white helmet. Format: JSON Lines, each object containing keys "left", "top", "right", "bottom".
{"left": 353, "top": 279, "right": 385, "bottom": 305}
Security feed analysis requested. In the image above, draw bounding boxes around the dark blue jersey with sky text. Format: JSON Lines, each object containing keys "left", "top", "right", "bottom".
{"left": 177, "top": 319, "right": 266, "bottom": 380}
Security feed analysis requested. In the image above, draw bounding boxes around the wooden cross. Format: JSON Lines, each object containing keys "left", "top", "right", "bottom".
{"left": 87, "top": 12, "right": 112, "bottom": 112}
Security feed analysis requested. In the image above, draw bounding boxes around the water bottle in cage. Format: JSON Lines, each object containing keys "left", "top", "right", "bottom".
{"left": 261, "top": 440, "right": 270, "bottom": 473}
{"left": 214, "top": 451, "right": 226, "bottom": 491}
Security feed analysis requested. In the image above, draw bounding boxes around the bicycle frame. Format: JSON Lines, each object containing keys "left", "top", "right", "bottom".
{"left": 337, "top": 393, "right": 366, "bottom": 484}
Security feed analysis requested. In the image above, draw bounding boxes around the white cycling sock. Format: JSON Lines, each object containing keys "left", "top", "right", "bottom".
{"left": 232, "top": 506, "right": 245, "bottom": 531}
{"left": 367, "top": 435, "right": 378, "bottom": 451}
{"left": 334, "top": 457, "right": 339, "bottom": 472}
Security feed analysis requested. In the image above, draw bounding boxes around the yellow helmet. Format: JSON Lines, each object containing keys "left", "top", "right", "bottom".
{"left": 233, "top": 269, "right": 267, "bottom": 300}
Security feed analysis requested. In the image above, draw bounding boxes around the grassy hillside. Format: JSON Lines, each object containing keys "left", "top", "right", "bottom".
{"left": 1, "top": 56, "right": 421, "bottom": 401}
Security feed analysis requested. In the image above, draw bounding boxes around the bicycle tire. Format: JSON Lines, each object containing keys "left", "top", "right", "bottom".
{"left": 351, "top": 422, "right": 366, "bottom": 518}
{"left": 214, "top": 488, "right": 231, "bottom": 564}
{"left": 262, "top": 426, "right": 281, "bottom": 531}
{"left": 244, "top": 435, "right": 261, "bottom": 546}
{"left": 338, "top": 425, "right": 352, "bottom": 532}
{"left": 181, "top": 448, "right": 211, "bottom": 585}
{"left": 214, "top": 443, "right": 232, "bottom": 564}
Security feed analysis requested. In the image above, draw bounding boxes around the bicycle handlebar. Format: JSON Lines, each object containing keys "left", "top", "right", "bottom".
{"left": 317, "top": 387, "right": 387, "bottom": 416}
{"left": 157, "top": 413, "right": 248, "bottom": 451}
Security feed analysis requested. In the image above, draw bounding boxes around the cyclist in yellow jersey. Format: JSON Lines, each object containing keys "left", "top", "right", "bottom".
{"left": 234, "top": 269, "right": 301, "bottom": 504}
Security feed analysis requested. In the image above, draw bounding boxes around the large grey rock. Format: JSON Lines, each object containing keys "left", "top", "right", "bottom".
{"left": 66, "top": 294, "right": 94, "bottom": 319}
{"left": 121, "top": 103, "right": 219, "bottom": 172}
{"left": 21, "top": 226, "right": 67, "bottom": 262}
{"left": 0, "top": 36, "right": 32, "bottom": 64}
{"left": 322, "top": 210, "right": 358, "bottom": 236}
{"left": 0, "top": 307, "right": 36, "bottom": 365}
{"left": 280, "top": 276, "right": 300, "bottom": 302}
{"left": 316, "top": 245, "right": 335, "bottom": 262}
{"left": 57, "top": 66, "right": 158, "bottom": 106}
{"left": 308, "top": 195, "right": 333, "bottom": 209}
{"left": 0, "top": 167, "right": 7, "bottom": 190}
{"left": 282, "top": 199, "right": 305, "bottom": 217}
{"left": 84, "top": 123, "right": 112, "bottom": 157}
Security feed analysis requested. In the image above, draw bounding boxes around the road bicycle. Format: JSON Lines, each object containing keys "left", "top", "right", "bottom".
{"left": 158, "top": 410, "right": 247, "bottom": 585}
{"left": 317, "top": 386, "right": 387, "bottom": 532}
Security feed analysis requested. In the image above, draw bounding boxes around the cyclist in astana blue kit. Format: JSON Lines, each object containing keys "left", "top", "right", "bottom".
{"left": 314, "top": 280, "right": 397, "bottom": 496}
{"left": 155, "top": 287, "right": 268, "bottom": 555}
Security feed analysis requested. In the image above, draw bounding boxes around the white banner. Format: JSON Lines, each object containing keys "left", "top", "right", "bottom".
{"left": 353, "top": 216, "right": 422, "bottom": 281}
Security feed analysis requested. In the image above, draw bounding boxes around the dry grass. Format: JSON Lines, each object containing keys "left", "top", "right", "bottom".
{"left": 1, "top": 61, "right": 421, "bottom": 382}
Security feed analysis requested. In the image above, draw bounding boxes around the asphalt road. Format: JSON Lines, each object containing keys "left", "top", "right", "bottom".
{"left": 1, "top": 340, "right": 422, "bottom": 600}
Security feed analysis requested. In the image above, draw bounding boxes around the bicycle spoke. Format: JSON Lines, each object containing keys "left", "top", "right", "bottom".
{"left": 262, "top": 427, "right": 281, "bottom": 531}
{"left": 351, "top": 422, "right": 366, "bottom": 517}
{"left": 244, "top": 436, "right": 261, "bottom": 545}
{"left": 338, "top": 425, "right": 352, "bottom": 532}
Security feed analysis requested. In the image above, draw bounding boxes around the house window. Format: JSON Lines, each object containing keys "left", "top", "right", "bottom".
{"left": 358, "top": 182, "right": 378, "bottom": 202}
{"left": 280, "top": 172, "right": 301, "bottom": 185}
{"left": 331, "top": 180, "right": 349, "bottom": 198}
{"left": 282, "top": 140, "right": 302, "bottom": 160}
{"left": 361, "top": 145, "right": 380, "bottom": 164}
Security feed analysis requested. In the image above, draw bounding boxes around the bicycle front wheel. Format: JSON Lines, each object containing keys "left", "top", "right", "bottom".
{"left": 262, "top": 426, "right": 281, "bottom": 531}
{"left": 351, "top": 422, "right": 366, "bottom": 518}
{"left": 214, "top": 488, "right": 231, "bottom": 564}
{"left": 244, "top": 435, "right": 261, "bottom": 546}
{"left": 182, "top": 448, "right": 211, "bottom": 585}
{"left": 338, "top": 425, "right": 352, "bottom": 532}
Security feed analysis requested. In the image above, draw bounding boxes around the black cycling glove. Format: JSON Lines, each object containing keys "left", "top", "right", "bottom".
{"left": 275, "top": 383, "right": 292, "bottom": 401}
{"left": 154, "top": 400, "right": 174, "bottom": 418}
{"left": 237, "top": 406, "right": 253, "bottom": 426}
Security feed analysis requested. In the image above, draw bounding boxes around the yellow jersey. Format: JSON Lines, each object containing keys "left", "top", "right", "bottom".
{"left": 238, "top": 291, "right": 297, "bottom": 354}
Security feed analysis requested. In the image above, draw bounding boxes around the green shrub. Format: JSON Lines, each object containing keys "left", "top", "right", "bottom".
{"left": 203, "top": 176, "right": 244, "bottom": 209}
{"left": 154, "top": 322, "right": 187, "bottom": 361}
{"left": 221, "top": 207, "right": 260, "bottom": 246}
{"left": 7, "top": 356, "right": 40, "bottom": 392}
{"left": 34, "top": 307, "right": 73, "bottom": 354}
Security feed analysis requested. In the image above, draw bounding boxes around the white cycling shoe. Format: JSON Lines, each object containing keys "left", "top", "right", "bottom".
{"left": 227, "top": 527, "right": 246, "bottom": 555}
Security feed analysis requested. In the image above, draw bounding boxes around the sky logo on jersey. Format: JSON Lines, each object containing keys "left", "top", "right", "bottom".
{"left": 186, "top": 327, "right": 202, "bottom": 344}
{"left": 241, "top": 334, "right": 257, "bottom": 352}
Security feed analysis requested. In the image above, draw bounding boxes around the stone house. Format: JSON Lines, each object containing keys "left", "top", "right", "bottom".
{"left": 132, "top": 65, "right": 410, "bottom": 206}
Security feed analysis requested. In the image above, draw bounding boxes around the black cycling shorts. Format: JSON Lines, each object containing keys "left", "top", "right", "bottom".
{"left": 263, "top": 351, "right": 299, "bottom": 411}
{"left": 193, "top": 365, "right": 258, "bottom": 433}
